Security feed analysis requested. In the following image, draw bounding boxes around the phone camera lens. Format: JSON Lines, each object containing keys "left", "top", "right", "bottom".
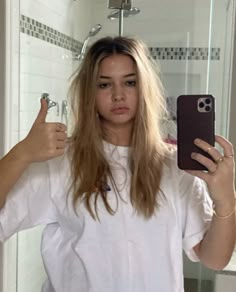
{"left": 205, "top": 98, "right": 211, "bottom": 104}
{"left": 199, "top": 102, "right": 205, "bottom": 108}
{"left": 205, "top": 105, "right": 211, "bottom": 112}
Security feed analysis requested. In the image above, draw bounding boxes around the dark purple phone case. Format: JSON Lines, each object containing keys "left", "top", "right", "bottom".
{"left": 177, "top": 94, "right": 215, "bottom": 170}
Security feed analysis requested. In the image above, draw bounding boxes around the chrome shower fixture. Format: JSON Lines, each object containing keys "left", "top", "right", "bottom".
{"left": 88, "top": 24, "right": 102, "bottom": 37}
{"left": 41, "top": 93, "right": 56, "bottom": 109}
{"left": 108, "top": 0, "right": 132, "bottom": 10}
{"left": 61, "top": 100, "right": 68, "bottom": 127}
{"left": 41, "top": 93, "right": 59, "bottom": 115}
{"left": 75, "top": 24, "right": 102, "bottom": 61}
{"left": 107, "top": 7, "right": 140, "bottom": 20}
{"left": 107, "top": 0, "right": 140, "bottom": 36}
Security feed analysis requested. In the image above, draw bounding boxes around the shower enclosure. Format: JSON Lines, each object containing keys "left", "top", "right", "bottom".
{"left": 1, "top": 0, "right": 236, "bottom": 291}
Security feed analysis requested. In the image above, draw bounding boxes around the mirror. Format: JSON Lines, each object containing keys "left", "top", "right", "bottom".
{"left": 1, "top": 0, "right": 235, "bottom": 291}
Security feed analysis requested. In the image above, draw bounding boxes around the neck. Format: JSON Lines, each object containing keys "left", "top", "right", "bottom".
{"left": 101, "top": 122, "right": 133, "bottom": 146}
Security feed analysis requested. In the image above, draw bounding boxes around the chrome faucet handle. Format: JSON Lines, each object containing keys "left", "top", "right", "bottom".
{"left": 41, "top": 93, "right": 55, "bottom": 109}
{"left": 47, "top": 100, "right": 57, "bottom": 109}
{"left": 41, "top": 93, "right": 59, "bottom": 115}
{"left": 41, "top": 93, "right": 49, "bottom": 99}
{"left": 61, "top": 100, "right": 68, "bottom": 126}
{"left": 62, "top": 100, "right": 68, "bottom": 115}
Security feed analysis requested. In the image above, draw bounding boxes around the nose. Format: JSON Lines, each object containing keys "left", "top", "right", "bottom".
{"left": 111, "top": 84, "right": 124, "bottom": 102}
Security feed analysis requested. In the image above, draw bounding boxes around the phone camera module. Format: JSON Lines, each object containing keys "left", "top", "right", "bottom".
{"left": 205, "top": 105, "right": 211, "bottom": 112}
{"left": 198, "top": 97, "right": 212, "bottom": 113}
{"left": 205, "top": 98, "right": 211, "bottom": 104}
{"left": 199, "top": 102, "right": 205, "bottom": 108}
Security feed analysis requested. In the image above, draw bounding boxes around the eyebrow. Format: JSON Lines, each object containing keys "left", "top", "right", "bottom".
{"left": 99, "top": 73, "right": 136, "bottom": 79}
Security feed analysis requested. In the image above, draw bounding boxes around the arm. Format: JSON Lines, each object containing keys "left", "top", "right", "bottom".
{"left": 193, "top": 196, "right": 236, "bottom": 270}
{"left": 0, "top": 98, "right": 67, "bottom": 209}
{"left": 0, "top": 143, "right": 30, "bottom": 208}
{"left": 189, "top": 135, "right": 236, "bottom": 270}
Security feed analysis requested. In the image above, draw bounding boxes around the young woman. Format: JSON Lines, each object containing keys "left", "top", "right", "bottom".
{"left": 0, "top": 36, "right": 235, "bottom": 292}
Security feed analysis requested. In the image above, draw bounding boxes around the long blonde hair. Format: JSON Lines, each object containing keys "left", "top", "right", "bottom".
{"left": 69, "top": 36, "right": 169, "bottom": 219}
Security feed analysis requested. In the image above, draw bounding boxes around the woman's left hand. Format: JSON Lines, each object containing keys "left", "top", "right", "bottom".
{"left": 187, "top": 135, "right": 235, "bottom": 204}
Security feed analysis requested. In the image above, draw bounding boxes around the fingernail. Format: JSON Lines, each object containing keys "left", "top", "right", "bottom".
{"left": 194, "top": 138, "right": 201, "bottom": 144}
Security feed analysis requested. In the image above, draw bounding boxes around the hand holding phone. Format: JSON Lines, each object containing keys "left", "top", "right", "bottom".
{"left": 177, "top": 94, "right": 215, "bottom": 170}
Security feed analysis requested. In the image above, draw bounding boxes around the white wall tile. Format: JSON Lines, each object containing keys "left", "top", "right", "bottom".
{"left": 20, "top": 0, "right": 73, "bottom": 35}
{"left": 20, "top": 73, "right": 53, "bottom": 94}
{"left": 20, "top": 35, "right": 73, "bottom": 65}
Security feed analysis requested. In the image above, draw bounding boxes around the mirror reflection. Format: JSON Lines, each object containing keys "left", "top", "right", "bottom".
{"left": 0, "top": 0, "right": 236, "bottom": 292}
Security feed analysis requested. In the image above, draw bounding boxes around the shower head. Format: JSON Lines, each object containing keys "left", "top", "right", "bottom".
{"left": 75, "top": 24, "right": 102, "bottom": 61}
{"left": 107, "top": 7, "right": 140, "bottom": 20}
{"left": 88, "top": 24, "right": 102, "bottom": 37}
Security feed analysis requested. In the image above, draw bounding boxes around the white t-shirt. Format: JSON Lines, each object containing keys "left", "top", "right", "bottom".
{"left": 0, "top": 142, "right": 213, "bottom": 292}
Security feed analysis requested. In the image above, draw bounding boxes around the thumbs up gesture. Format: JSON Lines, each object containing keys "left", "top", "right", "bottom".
{"left": 20, "top": 98, "right": 67, "bottom": 163}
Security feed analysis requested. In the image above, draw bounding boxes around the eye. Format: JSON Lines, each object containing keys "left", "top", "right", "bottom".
{"left": 125, "top": 80, "right": 137, "bottom": 87}
{"left": 97, "top": 82, "right": 110, "bottom": 89}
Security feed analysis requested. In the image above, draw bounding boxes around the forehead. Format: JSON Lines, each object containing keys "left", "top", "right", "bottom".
{"left": 98, "top": 54, "right": 136, "bottom": 74}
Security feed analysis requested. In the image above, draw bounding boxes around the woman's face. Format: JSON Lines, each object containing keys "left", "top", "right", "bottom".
{"left": 95, "top": 54, "right": 139, "bottom": 134}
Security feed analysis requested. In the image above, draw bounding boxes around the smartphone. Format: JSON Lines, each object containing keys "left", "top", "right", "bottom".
{"left": 177, "top": 94, "right": 215, "bottom": 170}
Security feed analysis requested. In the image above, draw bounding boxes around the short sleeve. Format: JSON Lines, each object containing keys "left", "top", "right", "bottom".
{"left": 0, "top": 161, "right": 58, "bottom": 242}
{"left": 180, "top": 173, "right": 213, "bottom": 261}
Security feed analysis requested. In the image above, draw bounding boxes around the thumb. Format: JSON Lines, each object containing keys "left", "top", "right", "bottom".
{"left": 33, "top": 98, "right": 48, "bottom": 125}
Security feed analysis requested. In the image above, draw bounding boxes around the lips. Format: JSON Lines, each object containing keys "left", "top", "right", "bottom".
{"left": 111, "top": 107, "right": 129, "bottom": 114}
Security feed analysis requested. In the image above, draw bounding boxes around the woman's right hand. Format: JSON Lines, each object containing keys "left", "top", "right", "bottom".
{"left": 17, "top": 98, "right": 67, "bottom": 163}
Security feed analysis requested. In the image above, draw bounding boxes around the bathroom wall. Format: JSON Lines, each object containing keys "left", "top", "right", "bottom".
{"left": 19, "top": 0, "right": 79, "bottom": 138}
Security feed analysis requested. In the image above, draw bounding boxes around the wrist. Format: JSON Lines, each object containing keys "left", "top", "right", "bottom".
{"left": 12, "top": 141, "right": 32, "bottom": 165}
{"left": 212, "top": 198, "right": 236, "bottom": 219}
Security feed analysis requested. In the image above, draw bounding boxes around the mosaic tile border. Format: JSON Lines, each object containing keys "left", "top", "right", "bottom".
{"left": 20, "top": 14, "right": 220, "bottom": 61}
{"left": 150, "top": 47, "right": 220, "bottom": 60}
{"left": 20, "top": 14, "right": 82, "bottom": 53}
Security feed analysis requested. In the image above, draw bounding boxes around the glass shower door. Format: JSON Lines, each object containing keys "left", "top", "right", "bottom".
{"left": 101, "top": 0, "right": 235, "bottom": 291}
{"left": 207, "top": 1, "right": 236, "bottom": 291}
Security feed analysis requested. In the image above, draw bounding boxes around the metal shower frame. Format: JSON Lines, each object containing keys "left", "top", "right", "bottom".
{"left": 108, "top": 0, "right": 132, "bottom": 36}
